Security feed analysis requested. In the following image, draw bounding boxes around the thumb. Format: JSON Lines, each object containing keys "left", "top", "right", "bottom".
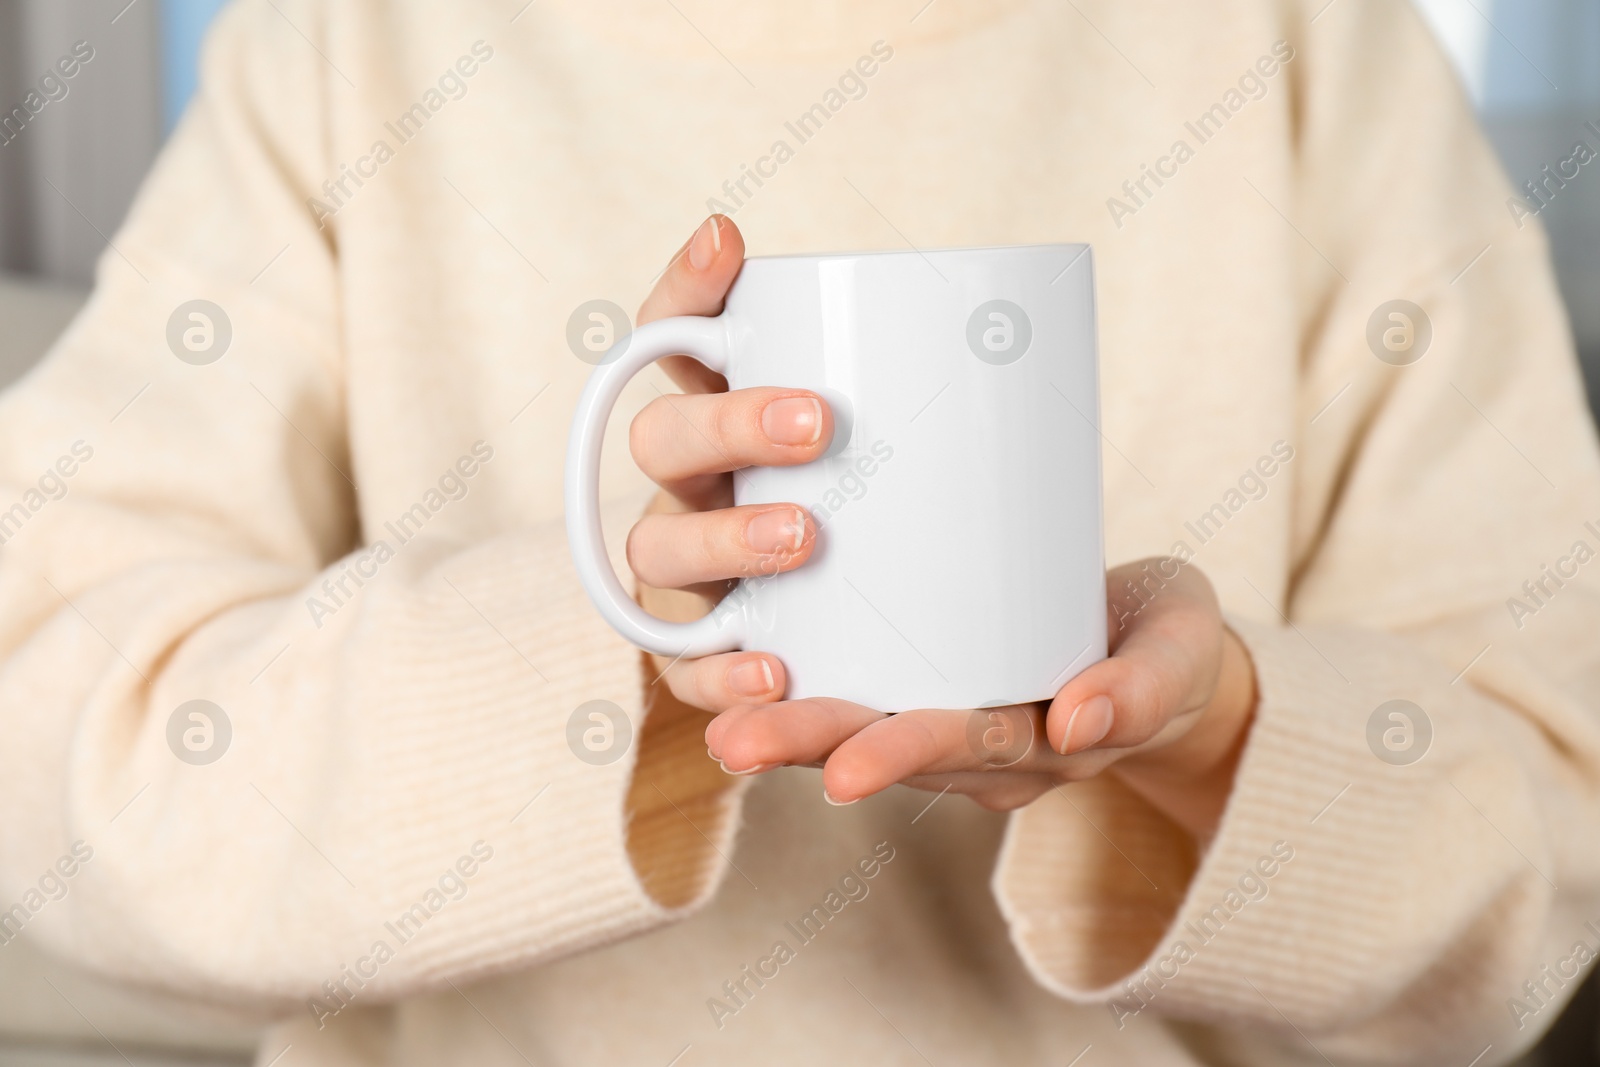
{"left": 1047, "top": 561, "right": 1223, "bottom": 755}
{"left": 637, "top": 215, "right": 746, "bottom": 393}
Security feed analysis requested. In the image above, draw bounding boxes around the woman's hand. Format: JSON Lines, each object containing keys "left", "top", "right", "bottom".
{"left": 624, "top": 216, "right": 1258, "bottom": 840}
{"left": 623, "top": 215, "right": 827, "bottom": 713}
{"left": 704, "top": 557, "right": 1257, "bottom": 840}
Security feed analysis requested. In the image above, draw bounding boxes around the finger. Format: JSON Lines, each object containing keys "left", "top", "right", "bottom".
{"left": 706, "top": 698, "right": 883, "bottom": 774}
{"left": 820, "top": 708, "right": 1051, "bottom": 803}
{"left": 638, "top": 215, "right": 745, "bottom": 394}
{"left": 658, "top": 651, "right": 787, "bottom": 714}
{"left": 1048, "top": 569, "right": 1222, "bottom": 755}
{"left": 627, "top": 503, "right": 815, "bottom": 588}
{"left": 823, "top": 702, "right": 1127, "bottom": 805}
{"left": 629, "top": 387, "right": 833, "bottom": 497}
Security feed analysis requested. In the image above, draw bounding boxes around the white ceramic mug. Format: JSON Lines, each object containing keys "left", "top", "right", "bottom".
{"left": 566, "top": 244, "right": 1106, "bottom": 713}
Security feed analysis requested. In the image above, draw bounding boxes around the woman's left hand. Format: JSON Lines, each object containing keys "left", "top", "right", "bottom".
{"left": 704, "top": 557, "right": 1258, "bottom": 840}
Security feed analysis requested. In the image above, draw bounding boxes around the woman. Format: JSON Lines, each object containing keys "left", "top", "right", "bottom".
{"left": 0, "top": 0, "right": 1596, "bottom": 1063}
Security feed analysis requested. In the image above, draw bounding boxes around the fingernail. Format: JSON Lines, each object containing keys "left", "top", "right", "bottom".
{"left": 708, "top": 746, "right": 718, "bottom": 761}
{"left": 688, "top": 217, "right": 719, "bottom": 271}
{"left": 746, "top": 508, "right": 806, "bottom": 555}
{"left": 823, "top": 789, "right": 858, "bottom": 806}
{"left": 761, "top": 397, "right": 823, "bottom": 447}
{"left": 728, "top": 657, "right": 776, "bottom": 697}
{"left": 724, "top": 761, "right": 778, "bottom": 776}
{"left": 1060, "top": 695, "right": 1114, "bottom": 755}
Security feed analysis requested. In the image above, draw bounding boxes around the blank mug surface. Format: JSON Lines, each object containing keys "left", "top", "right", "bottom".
{"left": 566, "top": 243, "right": 1107, "bottom": 713}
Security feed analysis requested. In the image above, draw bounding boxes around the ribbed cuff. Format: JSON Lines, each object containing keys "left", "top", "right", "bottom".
{"left": 994, "top": 615, "right": 1435, "bottom": 1031}
{"left": 333, "top": 494, "right": 748, "bottom": 992}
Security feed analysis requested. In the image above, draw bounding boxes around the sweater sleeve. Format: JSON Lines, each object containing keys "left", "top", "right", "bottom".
{"left": 0, "top": 0, "right": 742, "bottom": 1018}
{"left": 993, "top": 2, "right": 1600, "bottom": 1061}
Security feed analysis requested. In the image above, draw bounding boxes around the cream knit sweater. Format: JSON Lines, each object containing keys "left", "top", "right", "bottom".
{"left": 1, "top": 0, "right": 1598, "bottom": 1063}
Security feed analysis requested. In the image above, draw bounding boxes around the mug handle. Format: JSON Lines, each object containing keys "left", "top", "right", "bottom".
{"left": 564, "top": 314, "right": 746, "bottom": 658}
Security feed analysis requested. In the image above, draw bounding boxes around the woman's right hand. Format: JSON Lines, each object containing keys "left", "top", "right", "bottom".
{"left": 624, "top": 215, "right": 833, "bottom": 714}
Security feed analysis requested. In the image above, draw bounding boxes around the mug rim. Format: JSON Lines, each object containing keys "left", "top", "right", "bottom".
{"left": 742, "top": 241, "right": 1089, "bottom": 264}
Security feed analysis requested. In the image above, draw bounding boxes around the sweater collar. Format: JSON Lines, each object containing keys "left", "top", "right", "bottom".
{"left": 543, "top": 0, "right": 1030, "bottom": 64}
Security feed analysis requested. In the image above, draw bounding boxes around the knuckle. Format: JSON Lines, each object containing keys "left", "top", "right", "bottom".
{"left": 629, "top": 400, "right": 669, "bottom": 468}
{"left": 686, "top": 660, "right": 719, "bottom": 709}
{"left": 1123, "top": 717, "right": 1163, "bottom": 748}
{"left": 644, "top": 244, "right": 693, "bottom": 311}
{"left": 663, "top": 659, "right": 691, "bottom": 695}
{"left": 667, "top": 656, "right": 718, "bottom": 713}
{"left": 685, "top": 673, "right": 720, "bottom": 714}
{"left": 659, "top": 251, "right": 698, "bottom": 303}
{"left": 668, "top": 659, "right": 707, "bottom": 710}
{"left": 1121, "top": 679, "right": 1171, "bottom": 745}
{"left": 624, "top": 520, "right": 654, "bottom": 582}
{"left": 1113, "top": 675, "right": 1152, "bottom": 723}
{"left": 702, "top": 511, "right": 749, "bottom": 574}
{"left": 706, "top": 394, "right": 750, "bottom": 458}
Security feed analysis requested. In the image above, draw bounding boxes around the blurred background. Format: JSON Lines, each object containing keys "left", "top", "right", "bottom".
{"left": 0, "top": 1, "right": 1595, "bottom": 1064}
